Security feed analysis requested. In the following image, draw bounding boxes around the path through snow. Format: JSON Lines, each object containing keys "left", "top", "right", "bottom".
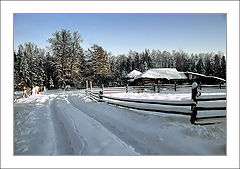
{"left": 14, "top": 89, "right": 226, "bottom": 155}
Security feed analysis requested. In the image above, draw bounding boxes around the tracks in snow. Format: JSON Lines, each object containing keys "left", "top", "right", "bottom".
{"left": 49, "top": 94, "right": 138, "bottom": 155}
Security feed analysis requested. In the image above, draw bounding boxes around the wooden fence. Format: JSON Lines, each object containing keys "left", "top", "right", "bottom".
{"left": 191, "top": 84, "right": 226, "bottom": 125}
{"left": 85, "top": 81, "right": 226, "bottom": 125}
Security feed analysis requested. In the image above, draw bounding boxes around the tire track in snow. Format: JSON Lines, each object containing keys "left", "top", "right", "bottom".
{"left": 67, "top": 95, "right": 139, "bottom": 154}
{"left": 51, "top": 95, "right": 138, "bottom": 155}
{"left": 50, "top": 97, "right": 80, "bottom": 154}
{"left": 67, "top": 95, "right": 200, "bottom": 155}
{"left": 69, "top": 117, "right": 88, "bottom": 154}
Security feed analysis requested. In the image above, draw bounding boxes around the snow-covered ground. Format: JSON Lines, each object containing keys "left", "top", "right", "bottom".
{"left": 14, "top": 88, "right": 226, "bottom": 155}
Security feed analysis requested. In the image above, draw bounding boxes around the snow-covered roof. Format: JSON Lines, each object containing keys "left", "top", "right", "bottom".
{"left": 134, "top": 68, "right": 184, "bottom": 80}
{"left": 179, "top": 72, "right": 188, "bottom": 79}
{"left": 186, "top": 72, "right": 226, "bottom": 82}
{"left": 186, "top": 72, "right": 206, "bottom": 77}
{"left": 126, "top": 70, "right": 142, "bottom": 78}
{"left": 207, "top": 76, "right": 226, "bottom": 82}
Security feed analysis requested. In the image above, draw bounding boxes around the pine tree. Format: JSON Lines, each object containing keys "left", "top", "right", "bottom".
{"left": 204, "top": 54, "right": 213, "bottom": 76}
{"left": 220, "top": 55, "right": 226, "bottom": 79}
{"left": 49, "top": 76, "right": 54, "bottom": 89}
{"left": 19, "top": 51, "right": 30, "bottom": 88}
{"left": 190, "top": 54, "right": 198, "bottom": 72}
{"left": 24, "top": 43, "right": 39, "bottom": 87}
{"left": 86, "top": 44, "right": 111, "bottom": 85}
{"left": 134, "top": 52, "right": 140, "bottom": 70}
{"left": 14, "top": 49, "right": 22, "bottom": 90}
{"left": 45, "top": 52, "right": 56, "bottom": 89}
{"left": 69, "top": 31, "right": 84, "bottom": 87}
{"left": 48, "top": 29, "right": 83, "bottom": 88}
{"left": 196, "top": 57, "right": 204, "bottom": 74}
{"left": 213, "top": 54, "right": 221, "bottom": 77}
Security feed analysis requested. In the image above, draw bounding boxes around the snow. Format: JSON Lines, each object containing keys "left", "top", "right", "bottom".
{"left": 126, "top": 70, "right": 142, "bottom": 78}
{"left": 192, "top": 82, "right": 198, "bottom": 89}
{"left": 134, "top": 68, "right": 184, "bottom": 80}
{"left": 14, "top": 88, "right": 226, "bottom": 155}
{"left": 187, "top": 71, "right": 207, "bottom": 77}
{"left": 179, "top": 72, "right": 188, "bottom": 79}
{"left": 207, "top": 75, "right": 226, "bottom": 82}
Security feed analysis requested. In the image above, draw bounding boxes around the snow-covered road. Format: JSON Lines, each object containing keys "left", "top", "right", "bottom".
{"left": 14, "top": 89, "right": 226, "bottom": 155}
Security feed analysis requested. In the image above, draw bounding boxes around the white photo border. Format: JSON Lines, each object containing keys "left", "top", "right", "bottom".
{"left": 1, "top": 0, "right": 239, "bottom": 168}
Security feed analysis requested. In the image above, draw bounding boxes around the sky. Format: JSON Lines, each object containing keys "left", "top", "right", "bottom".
{"left": 14, "top": 14, "right": 226, "bottom": 55}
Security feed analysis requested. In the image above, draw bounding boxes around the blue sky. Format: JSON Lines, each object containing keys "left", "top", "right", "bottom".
{"left": 14, "top": 14, "right": 226, "bottom": 55}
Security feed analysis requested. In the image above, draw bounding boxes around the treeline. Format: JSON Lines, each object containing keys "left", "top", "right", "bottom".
{"left": 14, "top": 29, "right": 226, "bottom": 90}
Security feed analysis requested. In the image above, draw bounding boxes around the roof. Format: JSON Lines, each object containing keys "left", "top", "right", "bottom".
{"left": 185, "top": 72, "right": 226, "bottom": 82}
{"left": 126, "top": 70, "right": 142, "bottom": 78}
{"left": 179, "top": 72, "right": 188, "bottom": 79}
{"left": 186, "top": 72, "right": 206, "bottom": 77}
{"left": 206, "top": 76, "right": 226, "bottom": 82}
{"left": 134, "top": 68, "right": 184, "bottom": 80}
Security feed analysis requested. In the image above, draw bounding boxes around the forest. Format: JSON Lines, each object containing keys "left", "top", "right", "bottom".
{"left": 14, "top": 29, "right": 226, "bottom": 90}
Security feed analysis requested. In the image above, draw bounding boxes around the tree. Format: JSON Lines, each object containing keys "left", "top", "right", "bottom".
{"left": 220, "top": 56, "right": 226, "bottom": 79}
{"left": 134, "top": 52, "right": 140, "bottom": 70}
{"left": 48, "top": 29, "right": 83, "bottom": 88}
{"left": 18, "top": 44, "right": 31, "bottom": 88}
{"left": 85, "top": 44, "right": 111, "bottom": 85}
{"left": 49, "top": 76, "right": 54, "bottom": 89}
{"left": 196, "top": 57, "right": 204, "bottom": 74}
{"left": 14, "top": 47, "right": 22, "bottom": 90}
{"left": 190, "top": 54, "right": 198, "bottom": 72}
{"left": 213, "top": 54, "right": 221, "bottom": 77}
{"left": 204, "top": 54, "right": 213, "bottom": 76}
{"left": 45, "top": 52, "right": 55, "bottom": 89}
{"left": 173, "top": 50, "right": 188, "bottom": 71}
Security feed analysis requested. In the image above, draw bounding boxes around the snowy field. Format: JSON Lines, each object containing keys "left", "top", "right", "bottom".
{"left": 14, "top": 88, "right": 226, "bottom": 155}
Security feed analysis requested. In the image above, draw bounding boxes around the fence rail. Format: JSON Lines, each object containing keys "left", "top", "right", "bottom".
{"left": 191, "top": 83, "right": 226, "bottom": 125}
{"left": 88, "top": 90, "right": 192, "bottom": 115}
{"left": 85, "top": 81, "right": 226, "bottom": 125}
{"left": 102, "top": 94, "right": 195, "bottom": 106}
{"left": 196, "top": 95, "right": 226, "bottom": 101}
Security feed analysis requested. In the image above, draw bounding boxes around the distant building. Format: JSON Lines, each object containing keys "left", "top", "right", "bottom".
{"left": 184, "top": 72, "right": 226, "bottom": 84}
{"left": 126, "top": 70, "right": 142, "bottom": 79}
{"left": 121, "top": 70, "right": 142, "bottom": 85}
{"left": 130, "top": 68, "right": 186, "bottom": 85}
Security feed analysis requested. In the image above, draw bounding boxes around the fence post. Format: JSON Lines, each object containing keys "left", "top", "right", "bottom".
{"left": 85, "top": 80, "right": 88, "bottom": 95}
{"left": 174, "top": 82, "right": 177, "bottom": 91}
{"left": 14, "top": 91, "right": 17, "bottom": 102}
{"left": 99, "top": 84, "right": 103, "bottom": 101}
{"left": 90, "top": 81, "right": 92, "bottom": 91}
{"left": 89, "top": 81, "right": 92, "bottom": 98}
{"left": 23, "top": 87, "right": 27, "bottom": 98}
{"left": 27, "top": 87, "right": 30, "bottom": 96}
{"left": 191, "top": 107, "right": 197, "bottom": 124}
{"left": 126, "top": 84, "right": 128, "bottom": 93}
{"left": 102, "top": 84, "right": 104, "bottom": 94}
{"left": 191, "top": 82, "right": 198, "bottom": 103}
{"left": 191, "top": 82, "right": 198, "bottom": 124}
{"left": 99, "top": 90, "right": 103, "bottom": 100}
